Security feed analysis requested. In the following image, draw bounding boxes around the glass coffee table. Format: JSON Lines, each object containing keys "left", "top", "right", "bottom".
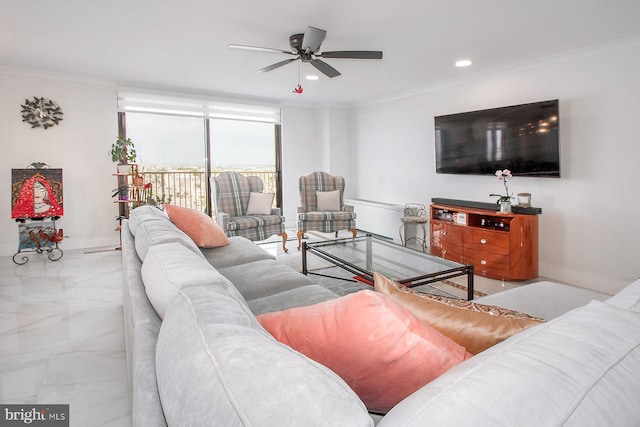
{"left": 302, "top": 234, "right": 475, "bottom": 300}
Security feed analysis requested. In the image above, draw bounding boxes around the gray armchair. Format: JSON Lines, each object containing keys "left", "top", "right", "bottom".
{"left": 296, "top": 171, "right": 357, "bottom": 250}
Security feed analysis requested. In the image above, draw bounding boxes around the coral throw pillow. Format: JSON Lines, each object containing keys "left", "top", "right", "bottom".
{"left": 373, "top": 272, "right": 545, "bottom": 354}
{"left": 257, "top": 290, "right": 471, "bottom": 413}
{"left": 164, "top": 204, "right": 230, "bottom": 248}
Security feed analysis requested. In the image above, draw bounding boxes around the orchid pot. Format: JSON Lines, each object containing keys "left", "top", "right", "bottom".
{"left": 499, "top": 199, "right": 512, "bottom": 213}
{"left": 491, "top": 169, "right": 514, "bottom": 213}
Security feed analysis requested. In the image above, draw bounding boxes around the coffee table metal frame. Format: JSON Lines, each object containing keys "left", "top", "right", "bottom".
{"left": 302, "top": 234, "right": 475, "bottom": 300}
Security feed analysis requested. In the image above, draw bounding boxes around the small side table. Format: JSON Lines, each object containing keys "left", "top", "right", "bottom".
{"left": 399, "top": 204, "right": 428, "bottom": 252}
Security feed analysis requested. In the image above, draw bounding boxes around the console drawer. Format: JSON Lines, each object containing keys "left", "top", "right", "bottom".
{"left": 464, "top": 247, "right": 510, "bottom": 278}
{"left": 438, "top": 243, "right": 464, "bottom": 264}
{"left": 431, "top": 221, "right": 464, "bottom": 263}
{"left": 463, "top": 228, "right": 509, "bottom": 255}
{"left": 431, "top": 221, "right": 462, "bottom": 245}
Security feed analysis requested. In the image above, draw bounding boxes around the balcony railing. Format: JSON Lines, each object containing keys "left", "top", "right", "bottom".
{"left": 141, "top": 170, "right": 277, "bottom": 213}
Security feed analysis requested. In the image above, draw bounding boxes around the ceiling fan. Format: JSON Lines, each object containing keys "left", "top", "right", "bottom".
{"left": 228, "top": 26, "right": 383, "bottom": 78}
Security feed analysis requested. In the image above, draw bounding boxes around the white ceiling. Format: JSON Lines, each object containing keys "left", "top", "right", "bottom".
{"left": 3, "top": 0, "right": 640, "bottom": 106}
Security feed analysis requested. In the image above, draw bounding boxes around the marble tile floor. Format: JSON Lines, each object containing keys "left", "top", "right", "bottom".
{"left": 0, "top": 247, "right": 130, "bottom": 427}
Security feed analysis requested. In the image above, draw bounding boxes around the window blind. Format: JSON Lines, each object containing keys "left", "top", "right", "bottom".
{"left": 117, "top": 88, "right": 281, "bottom": 123}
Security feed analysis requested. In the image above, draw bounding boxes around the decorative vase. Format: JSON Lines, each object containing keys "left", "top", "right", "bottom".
{"left": 117, "top": 164, "right": 131, "bottom": 175}
{"left": 499, "top": 200, "right": 512, "bottom": 213}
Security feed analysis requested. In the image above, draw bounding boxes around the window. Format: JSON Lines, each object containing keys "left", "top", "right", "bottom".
{"left": 117, "top": 90, "right": 282, "bottom": 215}
{"left": 210, "top": 118, "right": 277, "bottom": 194}
{"left": 124, "top": 113, "right": 207, "bottom": 210}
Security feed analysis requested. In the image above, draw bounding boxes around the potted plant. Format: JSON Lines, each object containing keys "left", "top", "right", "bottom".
{"left": 110, "top": 137, "right": 137, "bottom": 174}
{"left": 112, "top": 185, "right": 129, "bottom": 201}
{"left": 490, "top": 169, "right": 513, "bottom": 213}
{"left": 132, "top": 174, "right": 145, "bottom": 187}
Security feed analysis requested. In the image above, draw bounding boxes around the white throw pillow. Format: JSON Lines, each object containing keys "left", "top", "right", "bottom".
{"left": 316, "top": 190, "right": 341, "bottom": 211}
{"left": 246, "top": 192, "right": 275, "bottom": 215}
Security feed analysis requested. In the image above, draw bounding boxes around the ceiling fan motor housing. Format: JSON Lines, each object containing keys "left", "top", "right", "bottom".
{"left": 289, "top": 33, "right": 305, "bottom": 53}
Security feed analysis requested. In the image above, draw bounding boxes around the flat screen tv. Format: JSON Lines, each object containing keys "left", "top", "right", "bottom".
{"left": 435, "top": 99, "right": 560, "bottom": 177}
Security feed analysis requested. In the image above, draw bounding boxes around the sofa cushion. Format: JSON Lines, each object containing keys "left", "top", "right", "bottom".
{"left": 476, "top": 280, "right": 610, "bottom": 320}
{"left": 128, "top": 204, "right": 170, "bottom": 236}
{"left": 156, "top": 285, "right": 373, "bottom": 427}
{"left": 120, "top": 221, "right": 167, "bottom": 426}
{"left": 164, "top": 204, "right": 230, "bottom": 248}
{"left": 200, "top": 236, "right": 275, "bottom": 269}
{"left": 378, "top": 300, "right": 640, "bottom": 427}
{"left": 258, "top": 290, "right": 471, "bottom": 413}
{"left": 225, "top": 215, "right": 284, "bottom": 231}
{"left": 248, "top": 284, "right": 339, "bottom": 316}
{"left": 217, "top": 259, "right": 316, "bottom": 301}
{"left": 605, "top": 278, "right": 640, "bottom": 312}
{"left": 374, "top": 273, "right": 544, "bottom": 354}
{"left": 134, "top": 214, "right": 203, "bottom": 262}
{"left": 141, "top": 242, "right": 240, "bottom": 319}
{"left": 297, "top": 211, "right": 356, "bottom": 222}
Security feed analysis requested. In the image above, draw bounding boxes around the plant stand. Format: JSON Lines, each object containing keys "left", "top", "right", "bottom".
{"left": 13, "top": 217, "right": 64, "bottom": 265}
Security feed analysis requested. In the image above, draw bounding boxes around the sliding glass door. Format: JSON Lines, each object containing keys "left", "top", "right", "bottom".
{"left": 120, "top": 112, "right": 282, "bottom": 215}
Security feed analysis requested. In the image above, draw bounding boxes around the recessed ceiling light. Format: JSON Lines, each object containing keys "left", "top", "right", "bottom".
{"left": 455, "top": 59, "right": 472, "bottom": 67}
{"left": 305, "top": 75, "right": 319, "bottom": 81}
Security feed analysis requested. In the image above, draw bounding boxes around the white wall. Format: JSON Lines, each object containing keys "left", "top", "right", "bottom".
{"left": 278, "top": 104, "right": 327, "bottom": 228}
{"left": 350, "top": 40, "right": 640, "bottom": 294}
{"left": 325, "top": 106, "right": 354, "bottom": 197}
{"left": 280, "top": 104, "right": 355, "bottom": 229}
{"left": 0, "top": 70, "right": 119, "bottom": 256}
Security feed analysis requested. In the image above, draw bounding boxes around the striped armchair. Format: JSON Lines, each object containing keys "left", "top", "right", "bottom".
{"left": 296, "top": 171, "right": 357, "bottom": 250}
{"left": 211, "top": 171, "right": 288, "bottom": 253}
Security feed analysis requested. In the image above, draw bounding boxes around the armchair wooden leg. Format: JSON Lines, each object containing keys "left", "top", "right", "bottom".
{"left": 278, "top": 232, "right": 288, "bottom": 253}
{"left": 297, "top": 230, "right": 306, "bottom": 250}
{"left": 349, "top": 228, "right": 357, "bottom": 238}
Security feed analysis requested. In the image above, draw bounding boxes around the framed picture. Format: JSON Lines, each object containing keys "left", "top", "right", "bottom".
{"left": 17, "top": 220, "right": 58, "bottom": 251}
{"left": 11, "top": 168, "right": 64, "bottom": 219}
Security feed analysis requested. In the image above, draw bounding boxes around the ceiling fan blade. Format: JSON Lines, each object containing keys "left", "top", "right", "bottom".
{"left": 257, "top": 58, "right": 298, "bottom": 73}
{"left": 319, "top": 50, "right": 383, "bottom": 59}
{"left": 310, "top": 59, "right": 341, "bottom": 78}
{"left": 301, "top": 26, "right": 327, "bottom": 53}
{"left": 228, "top": 44, "right": 293, "bottom": 55}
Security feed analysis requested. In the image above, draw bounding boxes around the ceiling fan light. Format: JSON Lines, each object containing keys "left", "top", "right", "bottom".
{"left": 305, "top": 75, "right": 319, "bottom": 81}
{"left": 455, "top": 59, "right": 472, "bottom": 67}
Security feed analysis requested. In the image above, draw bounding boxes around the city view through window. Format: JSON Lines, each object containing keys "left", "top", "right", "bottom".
{"left": 124, "top": 113, "right": 278, "bottom": 213}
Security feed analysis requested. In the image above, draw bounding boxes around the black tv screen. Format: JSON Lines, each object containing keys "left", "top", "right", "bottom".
{"left": 435, "top": 99, "right": 560, "bottom": 177}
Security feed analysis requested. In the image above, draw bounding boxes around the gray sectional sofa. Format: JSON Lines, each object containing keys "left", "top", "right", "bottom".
{"left": 122, "top": 205, "right": 640, "bottom": 426}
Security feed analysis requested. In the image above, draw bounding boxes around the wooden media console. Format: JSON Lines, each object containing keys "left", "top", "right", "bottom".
{"left": 430, "top": 198, "right": 541, "bottom": 281}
